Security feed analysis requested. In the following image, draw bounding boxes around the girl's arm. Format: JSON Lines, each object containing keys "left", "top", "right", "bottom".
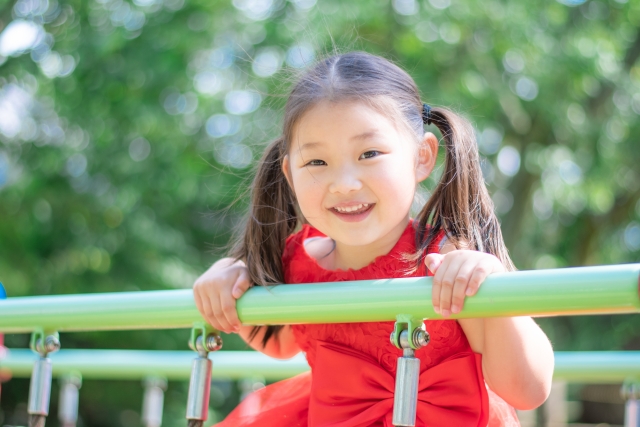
{"left": 193, "top": 258, "right": 300, "bottom": 359}
{"left": 425, "top": 248, "right": 554, "bottom": 411}
{"left": 237, "top": 324, "right": 300, "bottom": 359}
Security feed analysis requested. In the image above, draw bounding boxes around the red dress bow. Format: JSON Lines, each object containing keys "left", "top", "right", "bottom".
{"left": 308, "top": 341, "right": 489, "bottom": 427}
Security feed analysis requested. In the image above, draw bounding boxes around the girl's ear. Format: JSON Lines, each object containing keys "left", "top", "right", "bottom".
{"left": 281, "top": 154, "right": 294, "bottom": 190}
{"left": 416, "top": 132, "right": 438, "bottom": 183}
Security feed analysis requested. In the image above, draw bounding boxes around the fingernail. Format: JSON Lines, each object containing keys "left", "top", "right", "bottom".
{"left": 234, "top": 326, "right": 240, "bottom": 332}
{"left": 434, "top": 306, "right": 441, "bottom": 314}
{"left": 466, "top": 288, "right": 474, "bottom": 296}
{"left": 428, "top": 262, "right": 436, "bottom": 272}
{"left": 451, "top": 304, "right": 460, "bottom": 314}
{"left": 441, "top": 309, "right": 451, "bottom": 317}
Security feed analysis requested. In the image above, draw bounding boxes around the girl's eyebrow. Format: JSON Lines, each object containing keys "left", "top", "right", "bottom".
{"left": 350, "top": 130, "right": 379, "bottom": 141}
{"left": 298, "top": 130, "right": 380, "bottom": 152}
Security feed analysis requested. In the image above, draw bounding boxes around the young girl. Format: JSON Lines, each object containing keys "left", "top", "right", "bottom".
{"left": 193, "top": 51, "right": 554, "bottom": 427}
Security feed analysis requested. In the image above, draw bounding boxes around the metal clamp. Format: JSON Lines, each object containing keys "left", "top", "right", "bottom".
{"left": 186, "top": 323, "right": 222, "bottom": 427}
{"left": 30, "top": 330, "right": 61, "bottom": 356}
{"left": 389, "top": 315, "right": 429, "bottom": 427}
{"left": 390, "top": 315, "right": 429, "bottom": 352}
{"left": 28, "top": 329, "right": 60, "bottom": 427}
{"left": 188, "top": 323, "right": 222, "bottom": 356}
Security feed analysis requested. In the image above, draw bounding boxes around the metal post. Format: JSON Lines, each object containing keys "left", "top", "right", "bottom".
{"left": 142, "top": 376, "right": 167, "bottom": 427}
{"left": 58, "top": 373, "right": 82, "bottom": 427}
{"left": 0, "top": 281, "right": 5, "bottom": 404}
{"left": 622, "top": 381, "right": 640, "bottom": 427}
{"left": 544, "top": 381, "right": 567, "bottom": 427}
{"left": 186, "top": 325, "right": 222, "bottom": 427}
{"left": 27, "top": 330, "right": 60, "bottom": 427}
{"left": 390, "top": 316, "right": 429, "bottom": 427}
{"left": 238, "top": 376, "right": 266, "bottom": 418}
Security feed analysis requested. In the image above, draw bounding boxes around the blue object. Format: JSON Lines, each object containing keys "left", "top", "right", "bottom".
{"left": 0, "top": 282, "right": 5, "bottom": 299}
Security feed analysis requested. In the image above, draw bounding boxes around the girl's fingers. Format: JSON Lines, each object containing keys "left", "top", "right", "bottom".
{"left": 199, "top": 292, "right": 221, "bottom": 331}
{"left": 466, "top": 261, "right": 491, "bottom": 297}
{"left": 231, "top": 270, "right": 252, "bottom": 299}
{"left": 221, "top": 289, "right": 241, "bottom": 332}
{"left": 193, "top": 290, "right": 210, "bottom": 324}
{"left": 466, "top": 257, "right": 502, "bottom": 296}
{"left": 449, "top": 259, "right": 479, "bottom": 314}
{"left": 433, "top": 255, "right": 460, "bottom": 317}
{"left": 209, "top": 291, "right": 234, "bottom": 333}
{"left": 436, "top": 254, "right": 465, "bottom": 317}
{"left": 430, "top": 262, "right": 445, "bottom": 314}
{"left": 424, "top": 253, "right": 445, "bottom": 274}
{"left": 194, "top": 288, "right": 204, "bottom": 313}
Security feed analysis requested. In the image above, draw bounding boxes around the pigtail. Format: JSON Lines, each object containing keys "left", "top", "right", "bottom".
{"left": 230, "top": 136, "right": 299, "bottom": 344}
{"left": 414, "top": 107, "right": 516, "bottom": 272}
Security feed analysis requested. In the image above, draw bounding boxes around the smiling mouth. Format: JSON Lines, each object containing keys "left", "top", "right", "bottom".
{"left": 331, "top": 203, "right": 374, "bottom": 215}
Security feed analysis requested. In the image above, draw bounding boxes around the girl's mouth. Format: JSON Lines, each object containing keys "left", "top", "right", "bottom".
{"left": 330, "top": 203, "right": 375, "bottom": 222}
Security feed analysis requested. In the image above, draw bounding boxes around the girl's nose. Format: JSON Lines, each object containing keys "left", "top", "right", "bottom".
{"left": 328, "top": 166, "right": 363, "bottom": 194}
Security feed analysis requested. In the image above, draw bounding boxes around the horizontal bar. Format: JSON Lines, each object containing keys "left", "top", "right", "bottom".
{"left": 0, "top": 264, "right": 638, "bottom": 333}
{"left": 1, "top": 349, "right": 309, "bottom": 381}
{"left": 2, "top": 349, "right": 639, "bottom": 383}
{"left": 554, "top": 352, "right": 640, "bottom": 383}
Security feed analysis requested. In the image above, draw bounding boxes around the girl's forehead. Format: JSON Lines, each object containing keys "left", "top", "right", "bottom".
{"left": 291, "top": 100, "right": 403, "bottom": 143}
{"left": 290, "top": 100, "right": 420, "bottom": 150}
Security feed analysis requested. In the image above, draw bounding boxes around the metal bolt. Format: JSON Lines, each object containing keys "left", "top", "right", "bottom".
{"left": 204, "top": 334, "right": 222, "bottom": 352}
{"left": 411, "top": 329, "right": 429, "bottom": 349}
{"left": 390, "top": 328, "right": 429, "bottom": 351}
{"left": 35, "top": 335, "right": 60, "bottom": 356}
{"left": 193, "top": 334, "right": 222, "bottom": 354}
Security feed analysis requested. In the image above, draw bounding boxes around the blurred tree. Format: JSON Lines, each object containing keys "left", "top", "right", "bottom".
{"left": 0, "top": 0, "right": 639, "bottom": 425}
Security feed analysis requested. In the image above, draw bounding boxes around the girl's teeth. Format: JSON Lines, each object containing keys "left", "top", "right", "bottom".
{"left": 335, "top": 203, "right": 369, "bottom": 213}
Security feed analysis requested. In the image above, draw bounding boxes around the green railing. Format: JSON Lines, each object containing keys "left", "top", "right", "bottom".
{"left": 0, "top": 264, "right": 639, "bottom": 333}
{"left": 1, "top": 263, "right": 639, "bottom": 427}
{"left": 2, "top": 349, "right": 640, "bottom": 383}
{"left": 1, "top": 349, "right": 309, "bottom": 381}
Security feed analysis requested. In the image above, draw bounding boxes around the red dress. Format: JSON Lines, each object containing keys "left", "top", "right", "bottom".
{"left": 216, "top": 222, "right": 520, "bottom": 427}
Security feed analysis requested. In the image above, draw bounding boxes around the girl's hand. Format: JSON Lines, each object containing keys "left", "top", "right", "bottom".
{"left": 425, "top": 250, "right": 504, "bottom": 317}
{"left": 193, "top": 258, "right": 252, "bottom": 333}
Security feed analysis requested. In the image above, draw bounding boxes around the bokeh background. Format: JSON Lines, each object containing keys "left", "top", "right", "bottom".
{"left": 0, "top": 0, "right": 639, "bottom": 425}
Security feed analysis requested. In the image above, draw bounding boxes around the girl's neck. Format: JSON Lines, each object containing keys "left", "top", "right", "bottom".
{"left": 321, "top": 218, "right": 410, "bottom": 271}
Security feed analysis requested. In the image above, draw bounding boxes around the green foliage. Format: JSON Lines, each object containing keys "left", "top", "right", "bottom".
{"left": 0, "top": 0, "right": 639, "bottom": 424}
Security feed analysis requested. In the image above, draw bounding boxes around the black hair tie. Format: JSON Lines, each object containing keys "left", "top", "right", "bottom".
{"left": 422, "top": 103, "right": 432, "bottom": 125}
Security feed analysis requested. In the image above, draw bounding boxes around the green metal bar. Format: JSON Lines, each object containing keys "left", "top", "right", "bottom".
{"left": 2, "top": 350, "right": 639, "bottom": 383}
{"left": 554, "top": 352, "right": 640, "bottom": 383}
{"left": 1, "top": 349, "right": 309, "bottom": 381}
{"left": 0, "top": 264, "right": 638, "bottom": 333}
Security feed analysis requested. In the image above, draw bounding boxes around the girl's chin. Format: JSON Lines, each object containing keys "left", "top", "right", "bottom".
{"left": 329, "top": 228, "right": 387, "bottom": 247}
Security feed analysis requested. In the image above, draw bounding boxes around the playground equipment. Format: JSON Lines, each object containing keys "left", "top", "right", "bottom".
{"left": 3, "top": 349, "right": 639, "bottom": 383}
{"left": 0, "top": 264, "right": 639, "bottom": 426}
{"left": 1, "top": 349, "right": 640, "bottom": 426}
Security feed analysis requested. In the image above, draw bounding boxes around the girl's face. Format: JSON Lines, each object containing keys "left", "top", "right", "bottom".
{"left": 283, "top": 100, "right": 437, "bottom": 250}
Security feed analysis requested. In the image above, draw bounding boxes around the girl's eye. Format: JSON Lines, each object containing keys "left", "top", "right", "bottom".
{"left": 306, "top": 159, "right": 326, "bottom": 166}
{"left": 360, "top": 151, "right": 381, "bottom": 160}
